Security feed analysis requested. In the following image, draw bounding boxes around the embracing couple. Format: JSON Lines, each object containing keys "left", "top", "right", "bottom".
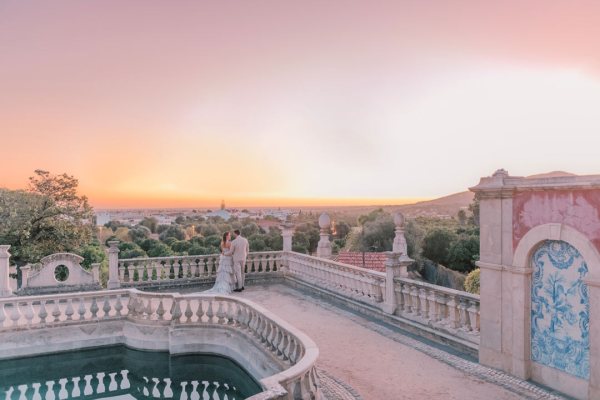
{"left": 205, "top": 229, "right": 249, "bottom": 294}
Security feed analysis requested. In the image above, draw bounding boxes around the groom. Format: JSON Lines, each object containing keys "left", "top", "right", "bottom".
{"left": 227, "top": 229, "right": 249, "bottom": 292}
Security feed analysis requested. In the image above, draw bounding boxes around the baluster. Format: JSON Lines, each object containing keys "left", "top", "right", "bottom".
{"left": 156, "top": 298, "right": 166, "bottom": 320}
{"left": 65, "top": 298, "right": 75, "bottom": 321}
{"left": 0, "top": 302, "right": 7, "bottom": 328}
{"left": 434, "top": 293, "right": 447, "bottom": 324}
{"left": 90, "top": 297, "right": 99, "bottom": 319}
{"left": 445, "top": 295, "right": 460, "bottom": 329}
{"left": 225, "top": 301, "right": 235, "bottom": 325}
{"left": 216, "top": 301, "right": 226, "bottom": 324}
{"left": 458, "top": 297, "right": 468, "bottom": 330}
{"left": 171, "top": 299, "right": 182, "bottom": 322}
{"left": 408, "top": 285, "right": 419, "bottom": 316}
{"left": 102, "top": 296, "right": 112, "bottom": 318}
{"left": 51, "top": 300, "right": 62, "bottom": 323}
{"left": 195, "top": 300, "right": 204, "bottom": 322}
{"left": 467, "top": 299, "right": 480, "bottom": 333}
{"left": 78, "top": 297, "right": 87, "bottom": 320}
{"left": 419, "top": 288, "right": 429, "bottom": 319}
{"left": 118, "top": 264, "right": 126, "bottom": 282}
{"left": 184, "top": 300, "right": 193, "bottom": 323}
{"left": 143, "top": 297, "right": 154, "bottom": 319}
{"left": 39, "top": 300, "right": 48, "bottom": 327}
{"left": 115, "top": 295, "right": 124, "bottom": 316}
{"left": 205, "top": 300, "right": 215, "bottom": 323}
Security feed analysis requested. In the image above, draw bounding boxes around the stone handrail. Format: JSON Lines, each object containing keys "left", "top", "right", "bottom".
{"left": 286, "top": 252, "right": 385, "bottom": 306}
{"left": 394, "top": 277, "right": 480, "bottom": 339}
{"left": 117, "top": 251, "right": 283, "bottom": 287}
{"left": 0, "top": 289, "right": 321, "bottom": 400}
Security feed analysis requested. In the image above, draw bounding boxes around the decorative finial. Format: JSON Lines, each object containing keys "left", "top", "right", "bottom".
{"left": 492, "top": 169, "right": 509, "bottom": 178}
{"left": 318, "top": 213, "right": 331, "bottom": 230}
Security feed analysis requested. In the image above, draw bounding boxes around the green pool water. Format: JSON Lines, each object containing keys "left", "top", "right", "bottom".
{"left": 0, "top": 346, "right": 262, "bottom": 399}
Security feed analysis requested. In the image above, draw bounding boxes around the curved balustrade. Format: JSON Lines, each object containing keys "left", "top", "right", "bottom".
{"left": 128, "top": 291, "right": 320, "bottom": 399}
{"left": 394, "top": 277, "right": 480, "bottom": 337}
{"left": 0, "top": 289, "right": 321, "bottom": 400}
{"left": 286, "top": 252, "right": 385, "bottom": 306}
{"left": 0, "top": 289, "right": 131, "bottom": 330}
{"left": 117, "top": 251, "right": 283, "bottom": 287}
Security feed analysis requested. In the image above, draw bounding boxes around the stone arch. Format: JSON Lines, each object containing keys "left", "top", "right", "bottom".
{"left": 510, "top": 223, "right": 599, "bottom": 397}
{"left": 513, "top": 223, "right": 600, "bottom": 281}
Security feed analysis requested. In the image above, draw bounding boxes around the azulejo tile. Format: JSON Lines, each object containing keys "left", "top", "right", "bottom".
{"left": 531, "top": 240, "right": 589, "bottom": 379}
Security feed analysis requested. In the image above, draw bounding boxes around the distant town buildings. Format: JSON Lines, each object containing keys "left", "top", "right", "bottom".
{"left": 95, "top": 207, "right": 297, "bottom": 227}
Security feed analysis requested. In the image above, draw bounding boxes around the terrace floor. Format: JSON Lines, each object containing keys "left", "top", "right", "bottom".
{"left": 180, "top": 283, "right": 568, "bottom": 400}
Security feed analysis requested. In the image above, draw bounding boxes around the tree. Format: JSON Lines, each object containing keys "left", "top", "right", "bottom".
{"left": 248, "top": 234, "right": 266, "bottom": 251}
{"left": 129, "top": 226, "right": 151, "bottom": 242}
{"left": 447, "top": 234, "right": 479, "bottom": 272}
{"left": 146, "top": 242, "right": 173, "bottom": 257}
{"left": 241, "top": 223, "right": 260, "bottom": 238}
{"left": 118, "top": 242, "right": 147, "bottom": 259}
{"left": 457, "top": 209, "right": 467, "bottom": 226}
{"left": 358, "top": 210, "right": 395, "bottom": 252}
{"left": 468, "top": 197, "right": 480, "bottom": 227}
{"left": 139, "top": 217, "right": 158, "bottom": 233}
{"left": 334, "top": 221, "right": 351, "bottom": 239}
{"left": 422, "top": 229, "right": 456, "bottom": 266}
{"left": 0, "top": 170, "right": 95, "bottom": 266}
{"left": 159, "top": 225, "right": 185, "bottom": 242}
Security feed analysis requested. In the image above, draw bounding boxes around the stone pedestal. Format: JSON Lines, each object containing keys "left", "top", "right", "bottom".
{"left": 316, "top": 213, "right": 332, "bottom": 259}
{"left": 0, "top": 245, "right": 13, "bottom": 297}
{"left": 392, "top": 212, "right": 408, "bottom": 255}
{"left": 107, "top": 241, "right": 120, "bottom": 289}
{"left": 281, "top": 224, "right": 294, "bottom": 252}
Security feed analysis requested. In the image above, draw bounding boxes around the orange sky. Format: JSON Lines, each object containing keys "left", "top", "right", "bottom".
{"left": 2, "top": 1, "right": 600, "bottom": 208}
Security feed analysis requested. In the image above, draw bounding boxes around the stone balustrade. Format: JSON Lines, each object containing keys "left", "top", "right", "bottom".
{"left": 0, "top": 289, "right": 130, "bottom": 330}
{"left": 117, "top": 251, "right": 283, "bottom": 288}
{"left": 286, "top": 252, "right": 385, "bottom": 306}
{"left": 0, "top": 288, "right": 320, "bottom": 400}
{"left": 393, "top": 277, "right": 480, "bottom": 340}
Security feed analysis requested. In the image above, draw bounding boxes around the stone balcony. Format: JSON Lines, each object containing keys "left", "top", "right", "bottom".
{"left": 0, "top": 204, "right": 582, "bottom": 399}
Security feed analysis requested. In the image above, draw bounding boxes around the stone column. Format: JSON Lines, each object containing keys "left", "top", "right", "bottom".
{"left": 0, "top": 245, "right": 12, "bottom": 297}
{"left": 281, "top": 223, "right": 294, "bottom": 252}
{"left": 316, "top": 213, "right": 332, "bottom": 259}
{"left": 107, "top": 240, "right": 120, "bottom": 289}
{"left": 383, "top": 252, "right": 400, "bottom": 314}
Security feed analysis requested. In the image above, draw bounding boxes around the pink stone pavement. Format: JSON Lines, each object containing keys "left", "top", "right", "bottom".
{"left": 236, "top": 284, "right": 522, "bottom": 400}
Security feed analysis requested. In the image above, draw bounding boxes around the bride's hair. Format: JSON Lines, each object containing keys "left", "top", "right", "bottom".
{"left": 221, "top": 232, "right": 229, "bottom": 249}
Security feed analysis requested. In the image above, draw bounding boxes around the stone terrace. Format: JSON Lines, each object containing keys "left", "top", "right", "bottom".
{"left": 181, "top": 283, "right": 566, "bottom": 400}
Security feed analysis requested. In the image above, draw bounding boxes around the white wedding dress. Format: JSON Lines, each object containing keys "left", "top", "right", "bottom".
{"left": 204, "top": 252, "right": 235, "bottom": 294}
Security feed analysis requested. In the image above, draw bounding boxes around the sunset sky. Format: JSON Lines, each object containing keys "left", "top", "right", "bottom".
{"left": 1, "top": 1, "right": 600, "bottom": 208}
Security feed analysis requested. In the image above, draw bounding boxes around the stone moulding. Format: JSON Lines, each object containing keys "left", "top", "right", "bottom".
{"left": 19, "top": 252, "right": 101, "bottom": 294}
{"left": 0, "top": 289, "right": 321, "bottom": 400}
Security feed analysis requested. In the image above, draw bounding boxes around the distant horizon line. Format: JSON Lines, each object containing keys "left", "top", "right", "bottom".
{"left": 91, "top": 196, "right": 434, "bottom": 211}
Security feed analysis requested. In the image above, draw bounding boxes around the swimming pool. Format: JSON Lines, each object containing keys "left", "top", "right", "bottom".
{"left": 0, "top": 346, "right": 262, "bottom": 399}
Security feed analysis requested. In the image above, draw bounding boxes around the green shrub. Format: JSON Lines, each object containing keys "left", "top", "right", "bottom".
{"left": 464, "top": 268, "right": 480, "bottom": 294}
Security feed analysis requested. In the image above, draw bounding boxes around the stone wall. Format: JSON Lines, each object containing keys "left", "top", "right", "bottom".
{"left": 472, "top": 169, "right": 600, "bottom": 400}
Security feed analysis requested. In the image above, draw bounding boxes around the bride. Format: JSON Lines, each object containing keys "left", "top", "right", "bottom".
{"left": 204, "top": 232, "right": 235, "bottom": 294}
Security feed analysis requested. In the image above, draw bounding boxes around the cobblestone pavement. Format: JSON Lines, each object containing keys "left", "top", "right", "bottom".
{"left": 304, "top": 291, "right": 569, "bottom": 400}
{"left": 319, "top": 368, "right": 363, "bottom": 400}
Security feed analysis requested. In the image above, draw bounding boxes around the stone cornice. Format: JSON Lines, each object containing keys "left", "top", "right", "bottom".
{"left": 470, "top": 172, "right": 600, "bottom": 198}
{"left": 475, "top": 261, "right": 506, "bottom": 271}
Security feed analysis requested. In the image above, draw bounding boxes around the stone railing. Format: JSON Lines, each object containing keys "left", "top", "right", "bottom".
{"left": 285, "top": 251, "right": 480, "bottom": 350}
{"left": 0, "top": 289, "right": 321, "bottom": 400}
{"left": 393, "top": 277, "right": 480, "bottom": 342}
{"left": 286, "top": 252, "right": 385, "bottom": 306}
{"left": 0, "top": 289, "right": 130, "bottom": 330}
{"left": 116, "top": 251, "right": 283, "bottom": 288}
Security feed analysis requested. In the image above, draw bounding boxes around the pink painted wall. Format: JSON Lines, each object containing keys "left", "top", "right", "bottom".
{"left": 513, "top": 189, "right": 600, "bottom": 252}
